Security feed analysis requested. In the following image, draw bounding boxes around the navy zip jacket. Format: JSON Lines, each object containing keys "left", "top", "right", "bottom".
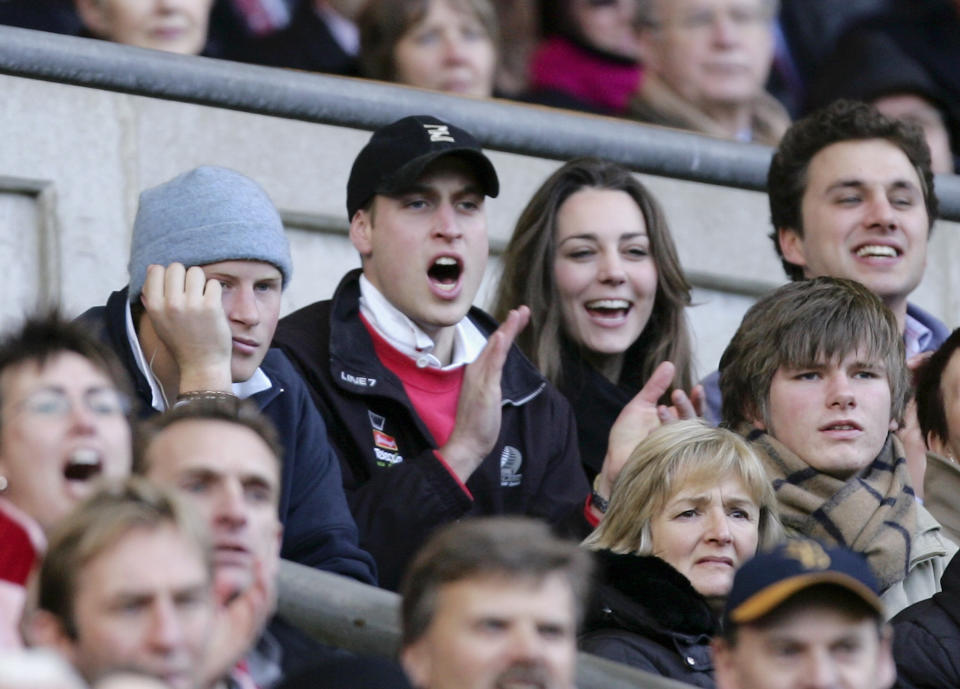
{"left": 78, "top": 288, "right": 377, "bottom": 585}
{"left": 274, "top": 270, "right": 591, "bottom": 590}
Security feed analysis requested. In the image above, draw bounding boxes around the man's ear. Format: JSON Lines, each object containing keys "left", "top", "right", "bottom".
{"left": 349, "top": 209, "right": 374, "bottom": 258}
{"left": 778, "top": 227, "right": 808, "bottom": 269}
{"left": 710, "top": 637, "right": 737, "bottom": 689}
{"left": 400, "top": 639, "right": 431, "bottom": 689}
{"left": 26, "top": 609, "right": 79, "bottom": 664}
{"left": 876, "top": 624, "right": 897, "bottom": 689}
{"left": 75, "top": 0, "right": 112, "bottom": 38}
{"left": 927, "top": 431, "right": 951, "bottom": 458}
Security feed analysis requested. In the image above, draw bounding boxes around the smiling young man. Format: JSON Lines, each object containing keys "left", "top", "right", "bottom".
{"left": 274, "top": 115, "right": 592, "bottom": 590}
{"left": 703, "top": 100, "right": 949, "bottom": 434}
{"left": 78, "top": 166, "right": 376, "bottom": 586}
{"left": 718, "top": 277, "right": 956, "bottom": 617}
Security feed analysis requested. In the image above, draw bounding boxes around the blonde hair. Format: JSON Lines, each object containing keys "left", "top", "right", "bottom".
{"left": 584, "top": 419, "right": 782, "bottom": 553}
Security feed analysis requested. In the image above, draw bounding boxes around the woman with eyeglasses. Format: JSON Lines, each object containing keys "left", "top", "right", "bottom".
{"left": 0, "top": 316, "right": 133, "bottom": 649}
{"left": 526, "top": 0, "right": 643, "bottom": 114}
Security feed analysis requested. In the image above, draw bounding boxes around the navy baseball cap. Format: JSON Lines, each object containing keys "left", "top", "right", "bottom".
{"left": 724, "top": 541, "right": 884, "bottom": 627}
{"left": 346, "top": 115, "right": 500, "bottom": 220}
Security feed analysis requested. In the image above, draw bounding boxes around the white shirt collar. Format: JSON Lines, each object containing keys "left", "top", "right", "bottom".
{"left": 358, "top": 274, "right": 487, "bottom": 370}
{"left": 124, "top": 300, "right": 272, "bottom": 412}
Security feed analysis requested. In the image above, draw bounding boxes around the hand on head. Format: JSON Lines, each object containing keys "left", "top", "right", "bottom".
{"left": 140, "top": 263, "right": 233, "bottom": 394}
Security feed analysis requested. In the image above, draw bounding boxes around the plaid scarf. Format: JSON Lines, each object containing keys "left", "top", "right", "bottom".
{"left": 745, "top": 429, "right": 917, "bottom": 591}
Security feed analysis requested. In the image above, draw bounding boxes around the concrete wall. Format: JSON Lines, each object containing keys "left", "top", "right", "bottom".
{"left": 0, "top": 73, "right": 956, "bottom": 377}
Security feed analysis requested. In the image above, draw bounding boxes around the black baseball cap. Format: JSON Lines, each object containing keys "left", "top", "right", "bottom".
{"left": 346, "top": 115, "right": 500, "bottom": 220}
{"left": 724, "top": 541, "right": 884, "bottom": 628}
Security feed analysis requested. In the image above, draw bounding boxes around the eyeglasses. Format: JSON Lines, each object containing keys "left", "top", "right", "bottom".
{"left": 13, "top": 387, "right": 131, "bottom": 418}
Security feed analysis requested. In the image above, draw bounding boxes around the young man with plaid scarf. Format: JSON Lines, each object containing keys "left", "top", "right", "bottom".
{"left": 718, "top": 277, "right": 956, "bottom": 617}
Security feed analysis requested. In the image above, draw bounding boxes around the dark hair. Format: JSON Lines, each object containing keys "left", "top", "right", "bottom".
{"left": 719, "top": 277, "right": 908, "bottom": 430}
{"left": 491, "top": 157, "right": 694, "bottom": 402}
{"left": 358, "top": 0, "right": 499, "bottom": 82}
{"left": 0, "top": 312, "right": 134, "bottom": 430}
{"left": 768, "top": 99, "right": 937, "bottom": 281}
{"left": 134, "top": 397, "right": 283, "bottom": 476}
{"left": 38, "top": 477, "right": 212, "bottom": 637}
{"left": 400, "top": 517, "right": 593, "bottom": 645}
{"left": 915, "top": 328, "right": 960, "bottom": 451}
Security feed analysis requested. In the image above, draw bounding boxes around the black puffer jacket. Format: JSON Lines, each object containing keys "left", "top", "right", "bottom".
{"left": 580, "top": 550, "right": 718, "bottom": 688}
{"left": 892, "top": 552, "right": 960, "bottom": 688}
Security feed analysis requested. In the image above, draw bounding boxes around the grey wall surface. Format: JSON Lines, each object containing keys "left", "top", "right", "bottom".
{"left": 0, "top": 73, "right": 955, "bottom": 375}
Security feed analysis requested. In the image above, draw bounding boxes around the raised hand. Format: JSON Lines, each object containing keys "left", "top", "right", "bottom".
{"left": 140, "top": 263, "right": 233, "bottom": 394}
{"left": 438, "top": 306, "right": 531, "bottom": 482}
{"left": 202, "top": 560, "right": 272, "bottom": 689}
{"left": 595, "top": 361, "right": 680, "bottom": 505}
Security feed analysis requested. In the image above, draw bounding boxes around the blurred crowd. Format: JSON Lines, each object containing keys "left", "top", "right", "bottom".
{"left": 0, "top": 0, "right": 957, "bottom": 171}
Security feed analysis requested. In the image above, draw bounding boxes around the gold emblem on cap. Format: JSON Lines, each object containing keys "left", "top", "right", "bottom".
{"left": 784, "top": 540, "right": 831, "bottom": 569}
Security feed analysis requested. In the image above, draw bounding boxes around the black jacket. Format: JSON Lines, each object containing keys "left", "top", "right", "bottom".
{"left": 892, "top": 552, "right": 960, "bottom": 688}
{"left": 580, "top": 551, "right": 718, "bottom": 688}
{"left": 557, "top": 337, "right": 650, "bottom": 482}
{"left": 274, "top": 270, "right": 591, "bottom": 590}
{"left": 78, "top": 288, "right": 377, "bottom": 584}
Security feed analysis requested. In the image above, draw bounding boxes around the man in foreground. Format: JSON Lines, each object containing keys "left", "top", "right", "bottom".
{"left": 29, "top": 478, "right": 266, "bottom": 689}
{"left": 398, "top": 516, "right": 591, "bottom": 689}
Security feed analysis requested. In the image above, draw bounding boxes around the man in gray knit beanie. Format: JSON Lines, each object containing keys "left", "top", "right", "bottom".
{"left": 78, "top": 166, "right": 377, "bottom": 594}
{"left": 125, "top": 165, "right": 292, "bottom": 400}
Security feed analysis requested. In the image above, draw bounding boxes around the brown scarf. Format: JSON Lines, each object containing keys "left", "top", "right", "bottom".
{"left": 745, "top": 428, "right": 917, "bottom": 591}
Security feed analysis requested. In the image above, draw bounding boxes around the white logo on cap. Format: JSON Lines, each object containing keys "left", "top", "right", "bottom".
{"left": 424, "top": 124, "right": 455, "bottom": 143}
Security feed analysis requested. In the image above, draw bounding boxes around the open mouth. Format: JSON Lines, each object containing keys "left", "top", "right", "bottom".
{"left": 585, "top": 299, "right": 632, "bottom": 319}
{"left": 63, "top": 448, "right": 103, "bottom": 482}
{"left": 854, "top": 244, "right": 900, "bottom": 259}
{"left": 427, "top": 256, "right": 463, "bottom": 292}
{"left": 819, "top": 421, "right": 863, "bottom": 432}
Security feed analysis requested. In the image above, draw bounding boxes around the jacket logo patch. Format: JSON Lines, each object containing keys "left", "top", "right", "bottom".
{"left": 369, "top": 412, "right": 403, "bottom": 466}
{"left": 374, "top": 447, "right": 404, "bottom": 466}
{"left": 500, "top": 446, "right": 522, "bottom": 487}
{"left": 342, "top": 371, "right": 376, "bottom": 387}
{"left": 373, "top": 429, "right": 398, "bottom": 451}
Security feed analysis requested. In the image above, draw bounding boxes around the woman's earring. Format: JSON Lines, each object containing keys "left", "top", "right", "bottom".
{"left": 0, "top": 475, "right": 7, "bottom": 492}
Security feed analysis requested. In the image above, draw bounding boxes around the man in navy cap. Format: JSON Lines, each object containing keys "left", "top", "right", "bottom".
{"left": 713, "top": 540, "right": 896, "bottom": 689}
{"left": 274, "top": 115, "right": 593, "bottom": 590}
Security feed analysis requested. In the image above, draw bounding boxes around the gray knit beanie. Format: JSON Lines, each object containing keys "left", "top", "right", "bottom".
{"left": 127, "top": 166, "right": 293, "bottom": 300}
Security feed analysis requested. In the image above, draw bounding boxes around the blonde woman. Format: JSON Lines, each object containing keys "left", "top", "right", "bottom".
{"left": 581, "top": 420, "right": 782, "bottom": 687}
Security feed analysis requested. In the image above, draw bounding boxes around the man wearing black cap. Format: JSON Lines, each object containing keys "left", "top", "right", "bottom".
{"left": 712, "top": 540, "right": 896, "bottom": 689}
{"left": 274, "top": 115, "right": 591, "bottom": 590}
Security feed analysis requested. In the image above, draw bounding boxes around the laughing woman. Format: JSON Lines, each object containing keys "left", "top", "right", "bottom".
{"left": 492, "top": 157, "right": 696, "bottom": 482}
